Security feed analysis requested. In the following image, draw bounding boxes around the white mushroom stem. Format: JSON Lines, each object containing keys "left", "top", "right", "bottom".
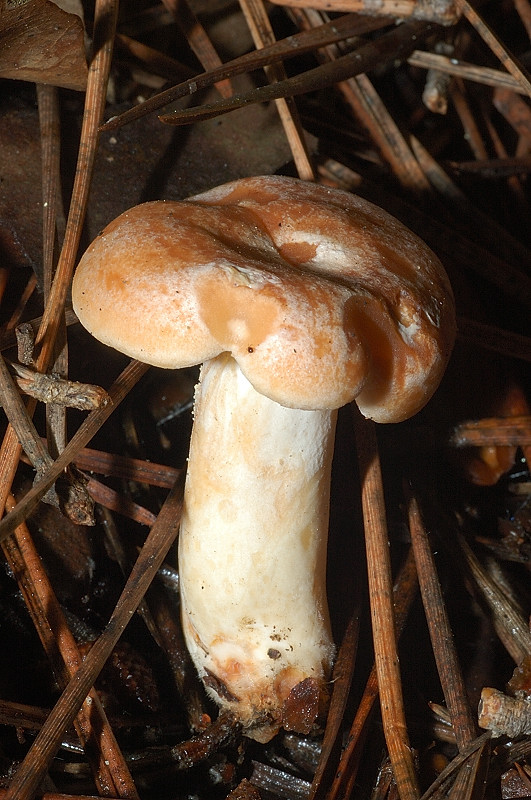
{"left": 71, "top": 175, "right": 456, "bottom": 742}
{"left": 178, "top": 352, "right": 337, "bottom": 742}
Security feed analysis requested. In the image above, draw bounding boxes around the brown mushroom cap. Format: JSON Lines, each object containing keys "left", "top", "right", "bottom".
{"left": 72, "top": 175, "right": 455, "bottom": 421}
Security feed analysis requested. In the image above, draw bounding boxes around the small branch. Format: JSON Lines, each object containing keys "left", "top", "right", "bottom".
{"left": 169, "top": 712, "right": 241, "bottom": 767}
{"left": 0, "top": 354, "right": 53, "bottom": 481}
{"left": 479, "top": 687, "right": 531, "bottom": 738}
{"left": 0, "top": 354, "right": 94, "bottom": 523}
{"left": 15, "top": 323, "right": 36, "bottom": 366}
{"left": 421, "top": 42, "right": 455, "bottom": 114}
{"left": 0, "top": 359, "right": 149, "bottom": 544}
{"left": 0, "top": 310, "right": 78, "bottom": 355}
{"left": 12, "top": 362, "right": 110, "bottom": 411}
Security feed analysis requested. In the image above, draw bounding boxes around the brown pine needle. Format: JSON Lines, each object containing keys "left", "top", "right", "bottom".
{"left": 514, "top": 0, "right": 531, "bottom": 39}
{"left": 161, "top": 0, "right": 232, "bottom": 98}
{"left": 115, "top": 33, "right": 195, "bottom": 84}
{"left": 327, "top": 548, "right": 419, "bottom": 800}
{"left": 418, "top": 733, "right": 491, "bottom": 800}
{"left": 353, "top": 409, "right": 420, "bottom": 800}
{"left": 309, "top": 609, "right": 361, "bottom": 800}
{"left": 408, "top": 51, "right": 528, "bottom": 93}
{"left": 35, "top": 0, "right": 119, "bottom": 366}
{"left": 267, "top": 0, "right": 460, "bottom": 25}
{"left": 340, "top": 72, "right": 430, "bottom": 191}
{"left": 2, "top": 496, "right": 139, "bottom": 799}
{"left": 407, "top": 488, "right": 477, "bottom": 750}
{"left": 446, "top": 738, "right": 490, "bottom": 800}
{"left": 4, "top": 473, "right": 185, "bottom": 800}
{"left": 36, "top": 83, "right": 63, "bottom": 295}
{"left": 85, "top": 476, "right": 157, "bottom": 527}
{"left": 457, "top": 534, "right": 531, "bottom": 665}
{"left": 296, "top": 8, "right": 430, "bottom": 191}
{"left": 238, "top": 0, "right": 314, "bottom": 180}
{"left": 159, "top": 21, "right": 434, "bottom": 126}
{"left": 455, "top": 0, "right": 531, "bottom": 99}
{"left": 0, "top": 0, "right": 119, "bottom": 557}
{"left": 457, "top": 317, "right": 531, "bottom": 362}
{"left": 73, "top": 446, "right": 181, "bottom": 487}
{"left": 100, "top": 14, "right": 387, "bottom": 131}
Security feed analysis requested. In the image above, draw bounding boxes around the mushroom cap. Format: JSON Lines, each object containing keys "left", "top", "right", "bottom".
{"left": 72, "top": 175, "right": 456, "bottom": 422}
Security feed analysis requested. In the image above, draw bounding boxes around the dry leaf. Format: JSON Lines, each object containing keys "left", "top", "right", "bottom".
{"left": 0, "top": 0, "right": 87, "bottom": 90}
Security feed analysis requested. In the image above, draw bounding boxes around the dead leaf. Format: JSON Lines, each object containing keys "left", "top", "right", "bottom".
{"left": 0, "top": 0, "right": 87, "bottom": 90}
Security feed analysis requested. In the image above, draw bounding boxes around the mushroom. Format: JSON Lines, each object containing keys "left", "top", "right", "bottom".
{"left": 72, "top": 175, "right": 456, "bottom": 742}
